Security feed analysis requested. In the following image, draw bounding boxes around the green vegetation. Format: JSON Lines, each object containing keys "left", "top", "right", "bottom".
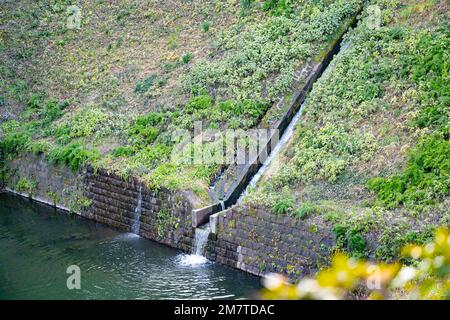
{"left": 375, "top": 226, "right": 435, "bottom": 263}
{"left": 291, "top": 202, "right": 319, "bottom": 220}
{"left": 134, "top": 75, "right": 158, "bottom": 94}
{"left": 155, "top": 207, "right": 179, "bottom": 239}
{"left": 181, "top": 53, "right": 193, "bottom": 65}
{"left": 0, "top": 94, "right": 100, "bottom": 171}
{"left": 46, "top": 190, "right": 59, "bottom": 207}
{"left": 1, "top": 0, "right": 362, "bottom": 205}
{"left": 272, "top": 195, "right": 294, "bottom": 215}
{"left": 333, "top": 224, "right": 368, "bottom": 259}
{"left": 262, "top": 0, "right": 294, "bottom": 16}
{"left": 48, "top": 142, "right": 100, "bottom": 171}
{"left": 68, "top": 195, "right": 93, "bottom": 214}
{"left": 201, "top": 21, "right": 210, "bottom": 33}
{"left": 185, "top": 0, "right": 362, "bottom": 102}
{"left": 1, "top": 127, "right": 32, "bottom": 156}
{"left": 2, "top": 0, "right": 446, "bottom": 269}
{"left": 369, "top": 136, "right": 450, "bottom": 209}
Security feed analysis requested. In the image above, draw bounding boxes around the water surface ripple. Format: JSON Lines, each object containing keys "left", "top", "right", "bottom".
{"left": 0, "top": 193, "right": 260, "bottom": 300}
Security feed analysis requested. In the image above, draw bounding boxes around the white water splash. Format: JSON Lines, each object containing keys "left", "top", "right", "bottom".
{"left": 131, "top": 185, "right": 142, "bottom": 235}
{"left": 177, "top": 223, "right": 211, "bottom": 266}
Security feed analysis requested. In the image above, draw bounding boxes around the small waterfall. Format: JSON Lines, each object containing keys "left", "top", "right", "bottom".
{"left": 131, "top": 185, "right": 142, "bottom": 235}
{"left": 237, "top": 40, "right": 352, "bottom": 204}
{"left": 239, "top": 100, "right": 308, "bottom": 203}
{"left": 193, "top": 224, "right": 211, "bottom": 256}
{"left": 177, "top": 223, "right": 211, "bottom": 266}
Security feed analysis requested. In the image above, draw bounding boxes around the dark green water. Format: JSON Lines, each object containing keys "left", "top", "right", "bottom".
{"left": 0, "top": 193, "right": 260, "bottom": 300}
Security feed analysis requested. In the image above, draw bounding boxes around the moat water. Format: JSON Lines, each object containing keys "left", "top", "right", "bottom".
{"left": 0, "top": 193, "right": 260, "bottom": 300}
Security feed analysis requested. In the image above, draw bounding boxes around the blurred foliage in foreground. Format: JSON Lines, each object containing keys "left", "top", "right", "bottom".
{"left": 261, "top": 228, "right": 450, "bottom": 300}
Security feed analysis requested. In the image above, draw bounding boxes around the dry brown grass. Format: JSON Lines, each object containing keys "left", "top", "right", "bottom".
{"left": 0, "top": 0, "right": 239, "bottom": 120}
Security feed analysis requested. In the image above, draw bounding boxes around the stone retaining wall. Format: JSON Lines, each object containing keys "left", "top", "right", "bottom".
{"left": 84, "top": 167, "right": 194, "bottom": 250}
{"left": 3, "top": 153, "right": 195, "bottom": 251}
{"left": 207, "top": 206, "right": 335, "bottom": 281}
{"left": 4, "top": 154, "right": 337, "bottom": 280}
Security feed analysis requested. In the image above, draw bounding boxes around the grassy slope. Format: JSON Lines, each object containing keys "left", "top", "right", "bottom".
{"left": 1, "top": 0, "right": 364, "bottom": 205}
{"left": 0, "top": 0, "right": 240, "bottom": 203}
{"left": 245, "top": 0, "right": 450, "bottom": 261}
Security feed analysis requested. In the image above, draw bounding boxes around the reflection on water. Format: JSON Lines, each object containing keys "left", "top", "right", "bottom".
{"left": 0, "top": 193, "right": 260, "bottom": 300}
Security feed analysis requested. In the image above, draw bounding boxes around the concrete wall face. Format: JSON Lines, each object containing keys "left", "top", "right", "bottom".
{"left": 207, "top": 206, "right": 335, "bottom": 281}
{"left": 4, "top": 154, "right": 194, "bottom": 252}
{"left": 84, "top": 167, "right": 194, "bottom": 250}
